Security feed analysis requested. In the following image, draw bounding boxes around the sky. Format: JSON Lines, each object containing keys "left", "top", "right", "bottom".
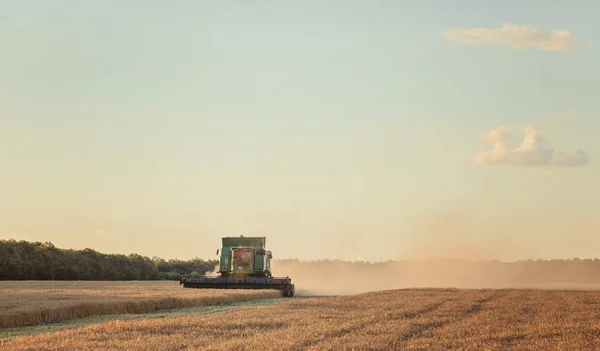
{"left": 1, "top": 1, "right": 599, "bottom": 262}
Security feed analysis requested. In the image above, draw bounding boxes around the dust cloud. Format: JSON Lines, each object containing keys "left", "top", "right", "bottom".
{"left": 272, "top": 259, "right": 600, "bottom": 296}
{"left": 204, "top": 264, "right": 220, "bottom": 277}
{"left": 270, "top": 210, "right": 600, "bottom": 296}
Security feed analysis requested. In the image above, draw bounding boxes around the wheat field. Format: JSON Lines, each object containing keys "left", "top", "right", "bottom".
{"left": 4, "top": 288, "right": 600, "bottom": 350}
{"left": 0, "top": 281, "right": 281, "bottom": 329}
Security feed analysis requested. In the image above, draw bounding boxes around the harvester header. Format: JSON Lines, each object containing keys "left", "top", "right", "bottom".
{"left": 180, "top": 236, "right": 295, "bottom": 297}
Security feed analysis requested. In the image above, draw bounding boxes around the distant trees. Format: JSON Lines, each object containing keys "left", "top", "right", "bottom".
{"left": 6, "top": 239, "right": 600, "bottom": 285}
{"left": 151, "top": 256, "right": 217, "bottom": 280}
{"left": 0, "top": 240, "right": 218, "bottom": 281}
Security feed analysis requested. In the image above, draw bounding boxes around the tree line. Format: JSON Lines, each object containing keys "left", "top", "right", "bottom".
{"left": 0, "top": 239, "right": 218, "bottom": 281}
{"left": 4, "top": 239, "right": 600, "bottom": 284}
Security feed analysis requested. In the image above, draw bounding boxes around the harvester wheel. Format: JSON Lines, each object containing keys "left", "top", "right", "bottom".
{"left": 282, "top": 284, "right": 295, "bottom": 298}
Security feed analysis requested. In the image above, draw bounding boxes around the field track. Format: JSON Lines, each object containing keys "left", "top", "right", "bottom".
{"left": 4, "top": 288, "right": 600, "bottom": 350}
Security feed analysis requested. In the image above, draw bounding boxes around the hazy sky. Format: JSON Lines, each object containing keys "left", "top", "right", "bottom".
{"left": 2, "top": 1, "right": 599, "bottom": 261}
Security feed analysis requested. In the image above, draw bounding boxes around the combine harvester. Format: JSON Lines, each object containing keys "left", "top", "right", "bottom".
{"left": 180, "top": 236, "right": 295, "bottom": 297}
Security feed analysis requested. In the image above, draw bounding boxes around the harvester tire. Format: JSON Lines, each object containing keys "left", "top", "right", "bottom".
{"left": 282, "top": 284, "right": 295, "bottom": 298}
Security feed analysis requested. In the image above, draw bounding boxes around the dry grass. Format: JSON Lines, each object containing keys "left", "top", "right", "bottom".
{"left": 5, "top": 288, "right": 600, "bottom": 350}
{"left": 0, "top": 281, "right": 281, "bottom": 329}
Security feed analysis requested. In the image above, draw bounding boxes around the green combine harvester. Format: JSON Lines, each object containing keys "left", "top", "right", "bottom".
{"left": 179, "top": 236, "right": 295, "bottom": 297}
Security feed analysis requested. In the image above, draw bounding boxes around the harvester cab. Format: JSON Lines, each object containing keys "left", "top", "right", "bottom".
{"left": 218, "top": 236, "right": 273, "bottom": 277}
{"left": 179, "top": 236, "right": 295, "bottom": 297}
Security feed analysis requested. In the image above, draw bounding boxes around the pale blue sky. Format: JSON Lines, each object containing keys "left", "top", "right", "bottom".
{"left": 1, "top": 1, "right": 599, "bottom": 261}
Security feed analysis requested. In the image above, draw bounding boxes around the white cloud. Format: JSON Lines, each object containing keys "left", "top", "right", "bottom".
{"left": 473, "top": 125, "right": 589, "bottom": 167}
{"left": 442, "top": 24, "right": 591, "bottom": 51}
{"left": 556, "top": 108, "right": 579, "bottom": 121}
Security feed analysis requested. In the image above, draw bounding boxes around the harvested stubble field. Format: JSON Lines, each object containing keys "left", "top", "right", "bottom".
{"left": 5, "top": 288, "right": 600, "bottom": 350}
{"left": 0, "top": 281, "right": 281, "bottom": 329}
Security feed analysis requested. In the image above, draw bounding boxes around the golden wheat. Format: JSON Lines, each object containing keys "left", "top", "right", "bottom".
{"left": 4, "top": 288, "right": 600, "bottom": 350}
{"left": 0, "top": 281, "right": 281, "bottom": 329}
